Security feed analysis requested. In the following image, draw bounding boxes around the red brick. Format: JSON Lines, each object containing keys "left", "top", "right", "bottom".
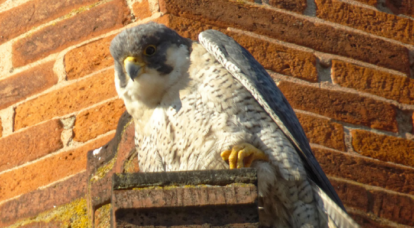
{"left": 0, "top": 118, "right": 2, "bottom": 138}
{"left": 65, "top": 35, "right": 116, "bottom": 80}
{"left": 0, "top": 133, "right": 113, "bottom": 202}
{"left": 386, "top": 0, "right": 414, "bottom": 18}
{"left": 114, "top": 123, "right": 135, "bottom": 173}
{"left": 0, "top": 119, "right": 63, "bottom": 172}
{"left": 17, "top": 221, "right": 62, "bottom": 228}
{"left": 0, "top": 0, "right": 99, "bottom": 45}
{"left": 14, "top": 68, "right": 117, "bottom": 130}
{"left": 160, "top": 0, "right": 410, "bottom": 74}
{"left": 12, "top": 0, "right": 131, "bottom": 67}
{"left": 0, "top": 61, "right": 57, "bottom": 109}
{"left": 351, "top": 130, "right": 414, "bottom": 167}
{"left": 329, "top": 179, "right": 370, "bottom": 213}
{"left": 297, "top": 113, "right": 345, "bottom": 150}
{"left": 332, "top": 60, "right": 414, "bottom": 105}
{"left": 354, "top": 0, "right": 377, "bottom": 5}
{"left": 316, "top": 0, "right": 414, "bottom": 45}
{"left": 229, "top": 32, "right": 318, "bottom": 82}
{"left": 268, "top": 0, "right": 307, "bottom": 13}
{"left": 0, "top": 172, "right": 87, "bottom": 227}
{"left": 313, "top": 147, "right": 414, "bottom": 195}
{"left": 132, "top": 0, "right": 152, "bottom": 20}
{"left": 73, "top": 99, "right": 125, "bottom": 142}
{"left": 348, "top": 212, "right": 394, "bottom": 228}
{"left": 330, "top": 179, "right": 414, "bottom": 226}
{"left": 113, "top": 184, "right": 257, "bottom": 209}
{"left": 161, "top": 15, "right": 318, "bottom": 82}
{"left": 277, "top": 81, "right": 398, "bottom": 132}
{"left": 95, "top": 204, "right": 111, "bottom": 228}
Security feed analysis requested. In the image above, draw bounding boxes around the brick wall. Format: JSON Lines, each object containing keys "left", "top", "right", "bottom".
{"left": 0, "top": 0, "right": 413, "bottom": 227}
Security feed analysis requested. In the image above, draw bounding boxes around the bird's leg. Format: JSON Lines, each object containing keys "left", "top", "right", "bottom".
{"left": 221, "top": 143, "right": 269, "bottom": 169}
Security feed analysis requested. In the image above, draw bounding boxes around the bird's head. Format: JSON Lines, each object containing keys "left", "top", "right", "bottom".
{"left": 110, "top": 22, "right": 192, "bottom": 107}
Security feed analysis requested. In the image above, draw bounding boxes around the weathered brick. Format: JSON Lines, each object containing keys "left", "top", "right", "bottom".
{"left": 65, "top": 35, "right": 116, "bottom": 80}
{"left": 229, "top": 32, "right": 318, "bottom": 82}
{"left": 161, "top": 15, "right": 318, "bottom": 81}
{"left": 17, "top": 221, "right": 62, "bottom": 228}
{"left": 386, "top": 0, "right": 414, "bottom": 18}
{"left": 0, "top": 118, "right": 2, "bottom": 138}
{"left": 267, "top": 0, "right": 307, "bottom": 13}
{"left": 331, "top": 179, "right": 414, "bottom": 226}
{"left": 0, "top": 119, "right": 63, "bottom": 172}
{"left": 132, "top": 0, "right": 152, "bottom": 20}
{"left": 0, "top": 61, "right": 57, "bottom": 109}
{"left": 73, "top": 99, "right": 125, "bottom": 142}
{"left": 277, "top": 81, "right": 398, "bottom": 132}
{"left": 313, "top": 147, "right": 414, "bottom": 195}
{"left": 160, "top": 0, "right": 410, "bottom": 74}
{"left": 95, "top": 204, "right": 111, "bottom": 228}
{"left": 316, "top": 0, "right": 414, "bottom": 45}
{"left": 329, "top": 179, "right": 370, "bottom": 213}
{"left": 0, "top": 0, "right": 99, "bottom": 45}
{"left": 14, "top": 68, "right": 117, "bottom": 130}
{"left": 351, "top": 130, "right": 414, "bottom": 167}
{"left": 0, "top": 172, "right": 87, "bottom": 227}
{"left": 348, "top": 212, "right": 394, "bottom": 228}
{"left": 12, "top": 0, "right": 131, "bottom": 67}
{"left": 0, "top": 133, "right": 113, "bottom": 202}
{"left": 114, "top": 123, "right": 135, "bottom": 173}
{"left": 332, "top": 60, "right": 414, "bottom": 105}
{"left": 297, "top": 113, "right": 345, "bottom": 150}
{"left": 354, "top": 0, "right": 377, "bottom": 5}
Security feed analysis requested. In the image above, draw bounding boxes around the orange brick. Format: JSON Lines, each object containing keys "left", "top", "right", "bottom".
{"left": 296, "top": 113, "right": 345, "bottom": 150}
{"left": 65, "top": 35, "right": 116, "bottom": 80}
{"left": 313, "top": 147, "right": 414, "bottom": 195}
{"left": 160, "top": 0, "right": 410, "bottom": 74}
{"left": 351, "top": 130, "right": 414, "bottom": 167}
{"left": 348, "top": 212, "right": 394, "bottom": 228}
{"left": 330, "top": 179, "right": 414, "bottom": 226}
{"left": 0, "top": 0, "right": 99, "bottom": 45}
{"left": 354, "top": 0, "right": 377, "bottom": 5}
{"left": 386, "top": 0, "right": 414, "bottom": 18}
{"left": 73, "top": 99, "right": 125, "bottom": 142}
{"left": 0, "top": 172, "right": 87, "bottom": 227}
{"left": 161, "top": 15, "right": 317, "bottom": 82}
{"left": 132, "top": 0, "right": 152, "bottom": 20}
{"left": 12, "top": 0, "right": 131, "bottom": 67}
{"left": 229, "top": 32, "right": 318, "bottom": 82}
{"left": 0, "top": 61, "right": 57, "bottom": 109}
{"left": 0, "top": 120, "right": 63, "bottom": 173}
{"left": 316, "top": 0, "right": 414, "bottom": 45}
{"left": 278, "top": 81, "right": 398, "bottom": 132}
{"left": 0, "top": 133, "right": 113, "bottom": 202}
{"left": 14, "top": 68, "right": 117, "bottom": 131}
{"left": 332, "top": 60, "right": 414, "bottom": 105}
{"left": 268, "top": 0, "right": 307, "bottom": 13}
{"left": 0, "top": 118, "right": 2, "bottom": 138}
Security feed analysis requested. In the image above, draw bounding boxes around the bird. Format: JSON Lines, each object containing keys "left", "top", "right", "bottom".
{"left": 110, "top": 22, "right": 359, "bottom": 228}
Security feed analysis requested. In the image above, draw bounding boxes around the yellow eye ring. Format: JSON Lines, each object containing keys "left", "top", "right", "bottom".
{"left": 143, "top": 45, "right": 157, "bottom": 56}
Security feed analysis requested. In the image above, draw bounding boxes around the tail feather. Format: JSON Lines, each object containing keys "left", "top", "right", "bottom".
{"left": 312, "top": 181, "right": 360, "bottom": 228}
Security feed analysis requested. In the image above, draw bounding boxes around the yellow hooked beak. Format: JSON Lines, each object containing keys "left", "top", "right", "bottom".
{"left": 124, "top": 56, "right": 146, "bottom": 81}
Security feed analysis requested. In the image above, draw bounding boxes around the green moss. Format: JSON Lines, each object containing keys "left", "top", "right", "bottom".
{"left": 9, "top": 198, "right": 89, "bottom": 228}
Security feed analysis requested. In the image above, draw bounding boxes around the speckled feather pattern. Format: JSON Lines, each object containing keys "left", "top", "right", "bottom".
{"left": 134, "top": 43, "right": 322, "bottom": 227}
{"left": 111, "top": 23, "right": 358, "bottom": 228}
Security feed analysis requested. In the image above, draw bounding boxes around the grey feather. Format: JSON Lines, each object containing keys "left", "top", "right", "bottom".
{"left": 198, "top": 30, "right": 356, "bottom": 227}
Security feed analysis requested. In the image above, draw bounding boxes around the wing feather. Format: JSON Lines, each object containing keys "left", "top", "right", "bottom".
{"left": 198, "top": 30, "right": 345, "bottom": 210}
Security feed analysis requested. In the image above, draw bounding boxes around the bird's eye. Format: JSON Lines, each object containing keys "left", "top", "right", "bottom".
{"left": 144, "top": 45, "right": 157, "bottom": 56}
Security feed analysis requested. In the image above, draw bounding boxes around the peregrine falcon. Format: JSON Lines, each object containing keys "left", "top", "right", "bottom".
{"left": 110, "top": 22, "right": 359, "bottom": 228}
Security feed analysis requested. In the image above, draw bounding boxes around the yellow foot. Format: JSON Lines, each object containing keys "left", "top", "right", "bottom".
{"left": 221, "top": 143, "right": 269, "bottom": 169}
